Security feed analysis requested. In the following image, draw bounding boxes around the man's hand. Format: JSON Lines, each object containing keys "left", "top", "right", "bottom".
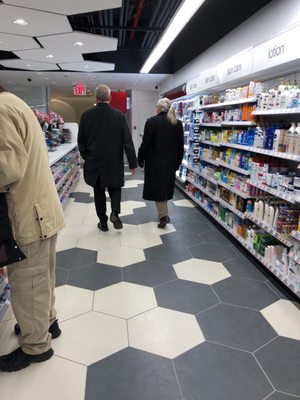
{"left": 0, "top": 267, "right": 7, "bottom": 277}
{"left": 131, "top": 168, "right": 136, "bottom": 176}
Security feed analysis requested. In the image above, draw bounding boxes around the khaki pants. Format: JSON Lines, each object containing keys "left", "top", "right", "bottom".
{"left": 7, "top": 235, "right": 57, "bottom": 355}
{"left": 155, "top": 201, "right": 168, "bottom": 219}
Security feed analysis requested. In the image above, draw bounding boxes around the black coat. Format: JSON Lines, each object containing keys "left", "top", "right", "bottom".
{"left": 78, "top": 103, "right": 137, "bottom": 188}
{"left": 138, "top": 112, "right": 184, "bottom": 201}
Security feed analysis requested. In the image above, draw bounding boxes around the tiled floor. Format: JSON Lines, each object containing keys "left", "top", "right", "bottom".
{"left": 1, "top": 169, "right": 300, "bottom": 400}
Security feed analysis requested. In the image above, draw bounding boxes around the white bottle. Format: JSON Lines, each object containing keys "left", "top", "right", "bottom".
{"left": 272, "top": 207, "right": 279, "bottom": 229}
{"left": 292, "top": 123, "right": 300, "bottom": 155}
{"left": 254, "top": 201, "right": 259, "bottom": 218}
{"left": 263, "top": 203, "right": 269, "bottom": 224}
{"left": 258, "top": 200, "right": 264, "bottom": 220}
{"left": 267, "top": 205, "right": 275, "bottom": 226}
{"left": 287, "top": 123, "right": 296, "bottom": 153}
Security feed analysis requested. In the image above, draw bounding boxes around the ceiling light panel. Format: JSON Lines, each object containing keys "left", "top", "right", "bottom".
{"left": 0, "top": 4, "right": 72, "bottom": 36}
{"left": 14, "top": 48, "right": 84, "bottom": 64}
{"left": 2, "top": 0, "right": 121, "bottom": 15}
{"left": 37, "top": 32, "right": 118, "bottom": 54}
{"left": 0, "top": 33, "right": 40, "bottom": 51}
{"left": 58, "top": 61, "right": 115, "bottom": 72}
{"left": 0, "top": 59, "right": 59, "bottom": 70}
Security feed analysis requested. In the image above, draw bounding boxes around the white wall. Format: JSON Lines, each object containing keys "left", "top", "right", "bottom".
{"left": 4, "top": 84, "right": 49, "bottom": 113}
{"left": 161, "top": 0, "right": 300, "bottom": 94}
{"left": 131, "top": 90, "right": 159, "bottom": 151}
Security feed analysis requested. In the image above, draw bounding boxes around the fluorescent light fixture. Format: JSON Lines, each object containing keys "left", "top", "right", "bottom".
{"left": 140, "top": 0, "right": 206, "bottom": 73}
{"left": 46, "top": 54, "right": 54, "bottom": 58}
{"left": 74, "top": 41, "right": 85, "bottom": 47}
{"left": 12, "top": 18, "right": 29, "bottom": 26}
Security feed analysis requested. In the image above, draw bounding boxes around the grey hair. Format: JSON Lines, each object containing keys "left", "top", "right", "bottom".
{"left": 157, "top": 97, "right": 177, "bottom": 125}
{"left": 95, "top": 84, "right": 111, "bottom": 102}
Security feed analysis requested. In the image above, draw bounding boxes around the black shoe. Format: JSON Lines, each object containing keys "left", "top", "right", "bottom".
{"left": 14, "top": 319, "right": 61, "bottom": 339}
{"left": 110, "top": 212, "right": 123, "bottom": 230}
{"left": 97, "top": 222, "right": 109, "bottom": 232}
{"left": 158, "top": 216, "right": 170, "bottom": 229}
{"left": 0, "top": 347, "right": 54, "bottom": 372}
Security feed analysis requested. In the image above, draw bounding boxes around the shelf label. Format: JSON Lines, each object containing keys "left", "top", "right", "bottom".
{"left": 186, "top": 75, "right": 202, "bottom": 95}
{"left": 200, "top": 67, "right": 220, "bottom": 91}
{"left": 219, "top": 50, "right": 252, "bottom": 83}
{"left": 252, "top": 24, "right": 300, "bottom": 72}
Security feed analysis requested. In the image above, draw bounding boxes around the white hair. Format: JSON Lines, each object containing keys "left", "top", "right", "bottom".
{"left": 157, "top": 97, "right": 177, "bottom": 125}
{"left": 95, "top": 84, "right": 111, "bottom": 102}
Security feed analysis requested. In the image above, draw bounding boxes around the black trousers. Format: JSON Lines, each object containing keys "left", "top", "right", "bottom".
{"left": 94, "top": 178, "right": 121, "bottom": 223}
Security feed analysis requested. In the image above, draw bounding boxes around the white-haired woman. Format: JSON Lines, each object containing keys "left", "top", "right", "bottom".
{"left": 138, "top": 98, "right": 184, "bottom": 228}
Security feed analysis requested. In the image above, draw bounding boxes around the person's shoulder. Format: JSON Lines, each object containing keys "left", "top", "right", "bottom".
{"left": 146, "top": 115, "right": 157, "bottom": 124}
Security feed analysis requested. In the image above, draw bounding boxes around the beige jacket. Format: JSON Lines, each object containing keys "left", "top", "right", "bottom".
{"left": 0, "top": 91, "right": 64, "bottom": 245}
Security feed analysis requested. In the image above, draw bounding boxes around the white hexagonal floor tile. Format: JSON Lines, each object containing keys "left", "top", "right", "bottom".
{"left": 55, "top": 285, "right": 93, "bottom": 322}
{"left": 64, "top": 215, "right": 84, "bottom": 227}
{"left": 173, "top": 199, "right": 195, "bottom": 208}
{"left": 0, "top": 355, "right": 86, "bottom": 400}
{"left": 97, "top": 246, "right": 145, "bottom": 267}
{"left": 138, "top": 222, "right": 176, "bottom": 236}
{"left": 124, "top": 179, "right": 144, "bottom": 188}
{"left": 0, "top": 318, "right": 18, "bottom": 356}
{"left": 56, "top": 236, "right": 77, "bottom": 252}
{"left": 93, "top": 282, "right": 157, "bottom": 318}
{"left": 59, "top": 224, "right": 99, "bottom": 239}
{"left": 261, "top": 299, "right": 300, "bottom": 340}
{"left": 120, "top": 232, "right": 162, "bottom": 249}
{"left": 174, "top": 258, "right": 231, "bottom": 284}
{"left": 63, "top": 201, "right": 89, "bottom": 218}
{"left": 77, "top": 234, "right": 121, "bottom": 251}
{"left": 128, "top": 307, "right": 205, "bottom": 359}
{"left": 52, "top": 311, "right": 127, "bottom": 365}
{"left": 122, "top": 200, "right": 146, "bottom": 210}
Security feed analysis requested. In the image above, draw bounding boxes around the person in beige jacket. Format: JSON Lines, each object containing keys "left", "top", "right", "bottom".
{"left": 0, "top": 86, "right": 65, "bottom": 372}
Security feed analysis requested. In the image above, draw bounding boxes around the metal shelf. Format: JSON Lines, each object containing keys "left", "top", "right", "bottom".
{"left": 218, "top": 160, "right": 251, "bottom": 175}
{"left": 248, "top": 180, "right": 299, "bottom": 204}
{"left": 200, "top": 157, "right": 220, "bottom": 167}
{"left": 199, "top": 123, "right": 222, "bottom": 127}
{"left": 184, "top": 190, "right": 300, "bottom": 299}
{"left": 200, "top": 140, "right": 221, "bottom": 147}
{"left": 199, "top": 97, "right": 257, "bottom": 110}
{"left": 290, "top": 230, "right": 300, "bottom": 242}
{"left": 220, "top": 121, "right": 257, "bottom": 127}
{"left": 252, "top": 108, "right": 300, "bottom": 116}
{"left": 245, "top": 212, "right": 293, "bottom": 247}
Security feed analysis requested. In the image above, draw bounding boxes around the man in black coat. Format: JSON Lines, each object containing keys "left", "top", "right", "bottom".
{"left": 78, "top": 84, "right": 137, "bottom": 231}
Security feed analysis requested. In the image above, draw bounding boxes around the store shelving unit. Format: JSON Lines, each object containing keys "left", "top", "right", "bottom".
{"left": 218, "top": 160, "right": 251, "bottom": 175}
{"left": 252, "top": 108, "right": 300, "bottom": 116}
{"left": 199, "top": 97, "right": 257, "bottom": 110}
{"left": 248, "top": 180, "right": 299, "bottom": 204}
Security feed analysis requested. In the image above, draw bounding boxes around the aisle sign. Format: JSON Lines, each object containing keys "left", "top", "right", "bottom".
{"left": 219, "top": 50, "right": 252, "bottom": 84}
{"left": 186, "top": 75, "right": 202, "bottom": 95}
{"left": 200, "top": 67, "right": 220, "bottom": 91}
{"left": 252, "top": 24, "right": 300, "bottom": 72}
{"left": 73, "top": 83, "right": 86, "bottom": 96}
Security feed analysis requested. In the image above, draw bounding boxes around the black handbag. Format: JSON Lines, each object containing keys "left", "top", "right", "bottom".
{"left": 0, "top": 239, "right": 26, "bottom": 268}
{"left": 0, "top": 193, "right": 26, "bottom": 268}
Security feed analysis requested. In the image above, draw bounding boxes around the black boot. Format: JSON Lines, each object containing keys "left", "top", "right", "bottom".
{"left": 158, "top": 216, "right": 170, "bottom": 229}
{"left": 97, "top": 222, "right": 109, "bottom": 232}
{"left": 0, "top": 347, "right": 54, "bottom": 372}
{"left": 14, "top": 319, "right": 61, "bottom": 339}
{"left": 110, "top": 212, "right": 123, "bottom": 229}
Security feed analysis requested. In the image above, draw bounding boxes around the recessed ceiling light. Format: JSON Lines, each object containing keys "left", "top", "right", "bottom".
{"left": 45, "top": 77, "right": 49, "bottom": 80}
{"left": 46, "top": 54, "right": 54, "bottom": 58}
{"left": 26, "top": 64, "right": 32, "bottom": 67}
{"left": 74, "top": 41, "right": 85, "bottom": 47}
{"left": 83, "top": 65, "right": 89, "bottom": 69}
{"left": 12, "top": 19, "right": 29, "bottom": 26}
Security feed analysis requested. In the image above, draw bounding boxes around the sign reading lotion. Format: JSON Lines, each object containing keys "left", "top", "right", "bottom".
{"left": 252, "top": 24, "right": 300, "bottom": 72}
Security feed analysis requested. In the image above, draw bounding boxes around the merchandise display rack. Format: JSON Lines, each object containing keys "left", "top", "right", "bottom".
{"left": 176, "top": 83, "right": 300, "bottom": 299}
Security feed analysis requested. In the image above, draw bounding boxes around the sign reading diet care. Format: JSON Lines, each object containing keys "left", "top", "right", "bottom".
{"left": 252, "top": 24, "right": 300, "bottom": 72}
{"left": 219, "top": 50, "right": 252, "bottom": 84}
{"left": 186, "top": 75, "right": 202, "bottom": 95}
{"left": 200, "top": 67, "right": 220, "bottom": 91}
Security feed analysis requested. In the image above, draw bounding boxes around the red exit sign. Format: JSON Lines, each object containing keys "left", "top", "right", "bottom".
{"left": 73, "top": 83, "right": 86, "bottom": 95}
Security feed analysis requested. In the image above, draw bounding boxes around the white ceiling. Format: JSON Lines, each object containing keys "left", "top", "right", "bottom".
{"left": 0, "top": 4, "right": 72, "bottom": 36}
{"left": 57, "top": 61, "right": 115, "bottom": 73}
{"left": 2, "top": 0, "right": 122, "bottom": 16}
{"left": 37, "top": 31, "right": 118, "bottom": 54}
{"left": 0, "top": 59, "right": 60, "bottom": 70}
{"left": 14, "top": 48, "right": 84, "bottom": 64}
{"left": 0, "top": 70, "right": 169, "bottom": 91}
{"left": 0, "top": 32, "right": 40, "bottom": 51}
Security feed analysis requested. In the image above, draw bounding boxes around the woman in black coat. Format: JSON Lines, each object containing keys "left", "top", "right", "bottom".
{"left": 138, "top": 98, "right": 184, "bottom": 228}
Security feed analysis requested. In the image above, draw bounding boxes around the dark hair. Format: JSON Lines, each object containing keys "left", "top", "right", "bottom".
{"left": 0, "top": 85, "right": 6, "bottom": 93}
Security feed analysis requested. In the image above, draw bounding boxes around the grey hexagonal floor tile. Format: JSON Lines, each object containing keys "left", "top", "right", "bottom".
{"left": 55, "top": 267, "right": 69, "bottom": 287}
{"left": 199, "top": 228, "right": 233, "bottom": 245}
{"left": 189, "top": 243, "right": 238, "bottom": 262}
{"left": 255, "top": 337, "right": 300, "bottom": 397}
{"left": 265, "top": 392, "right": 300, "bottom": 399}
{"left": 56, "top": 248, "right": 97, "bottom": 269}
{"left": 154, "top": 279, "right": 219, "bottom": 314}
{"left": 161, "top": 231, "right": 204, "bottom": 247}
{"left": 144, "top": 244, "right": 192, "bottom": 264}
{"left": 197, "top": 303, "right": 277, "bottom": 351}
{"left": 85, "top": 348, "right": 182, "bottom": 400}
{"left": 67, "top": 263, "right": 122, "bottom": 291}
{"left": 173, "top": 220, "right": 212, "bottom": 234}
{"left": 213, "top": 277, "right": 280, "bottom": 310}
{"left": 174, "top": 342, "right": 273, "bottom": 400}
{"left": 123, "top": 260, "right": 177, "bottom": 287}
{"left": 223, "top": 256, "right": 269, "bottom": 282}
